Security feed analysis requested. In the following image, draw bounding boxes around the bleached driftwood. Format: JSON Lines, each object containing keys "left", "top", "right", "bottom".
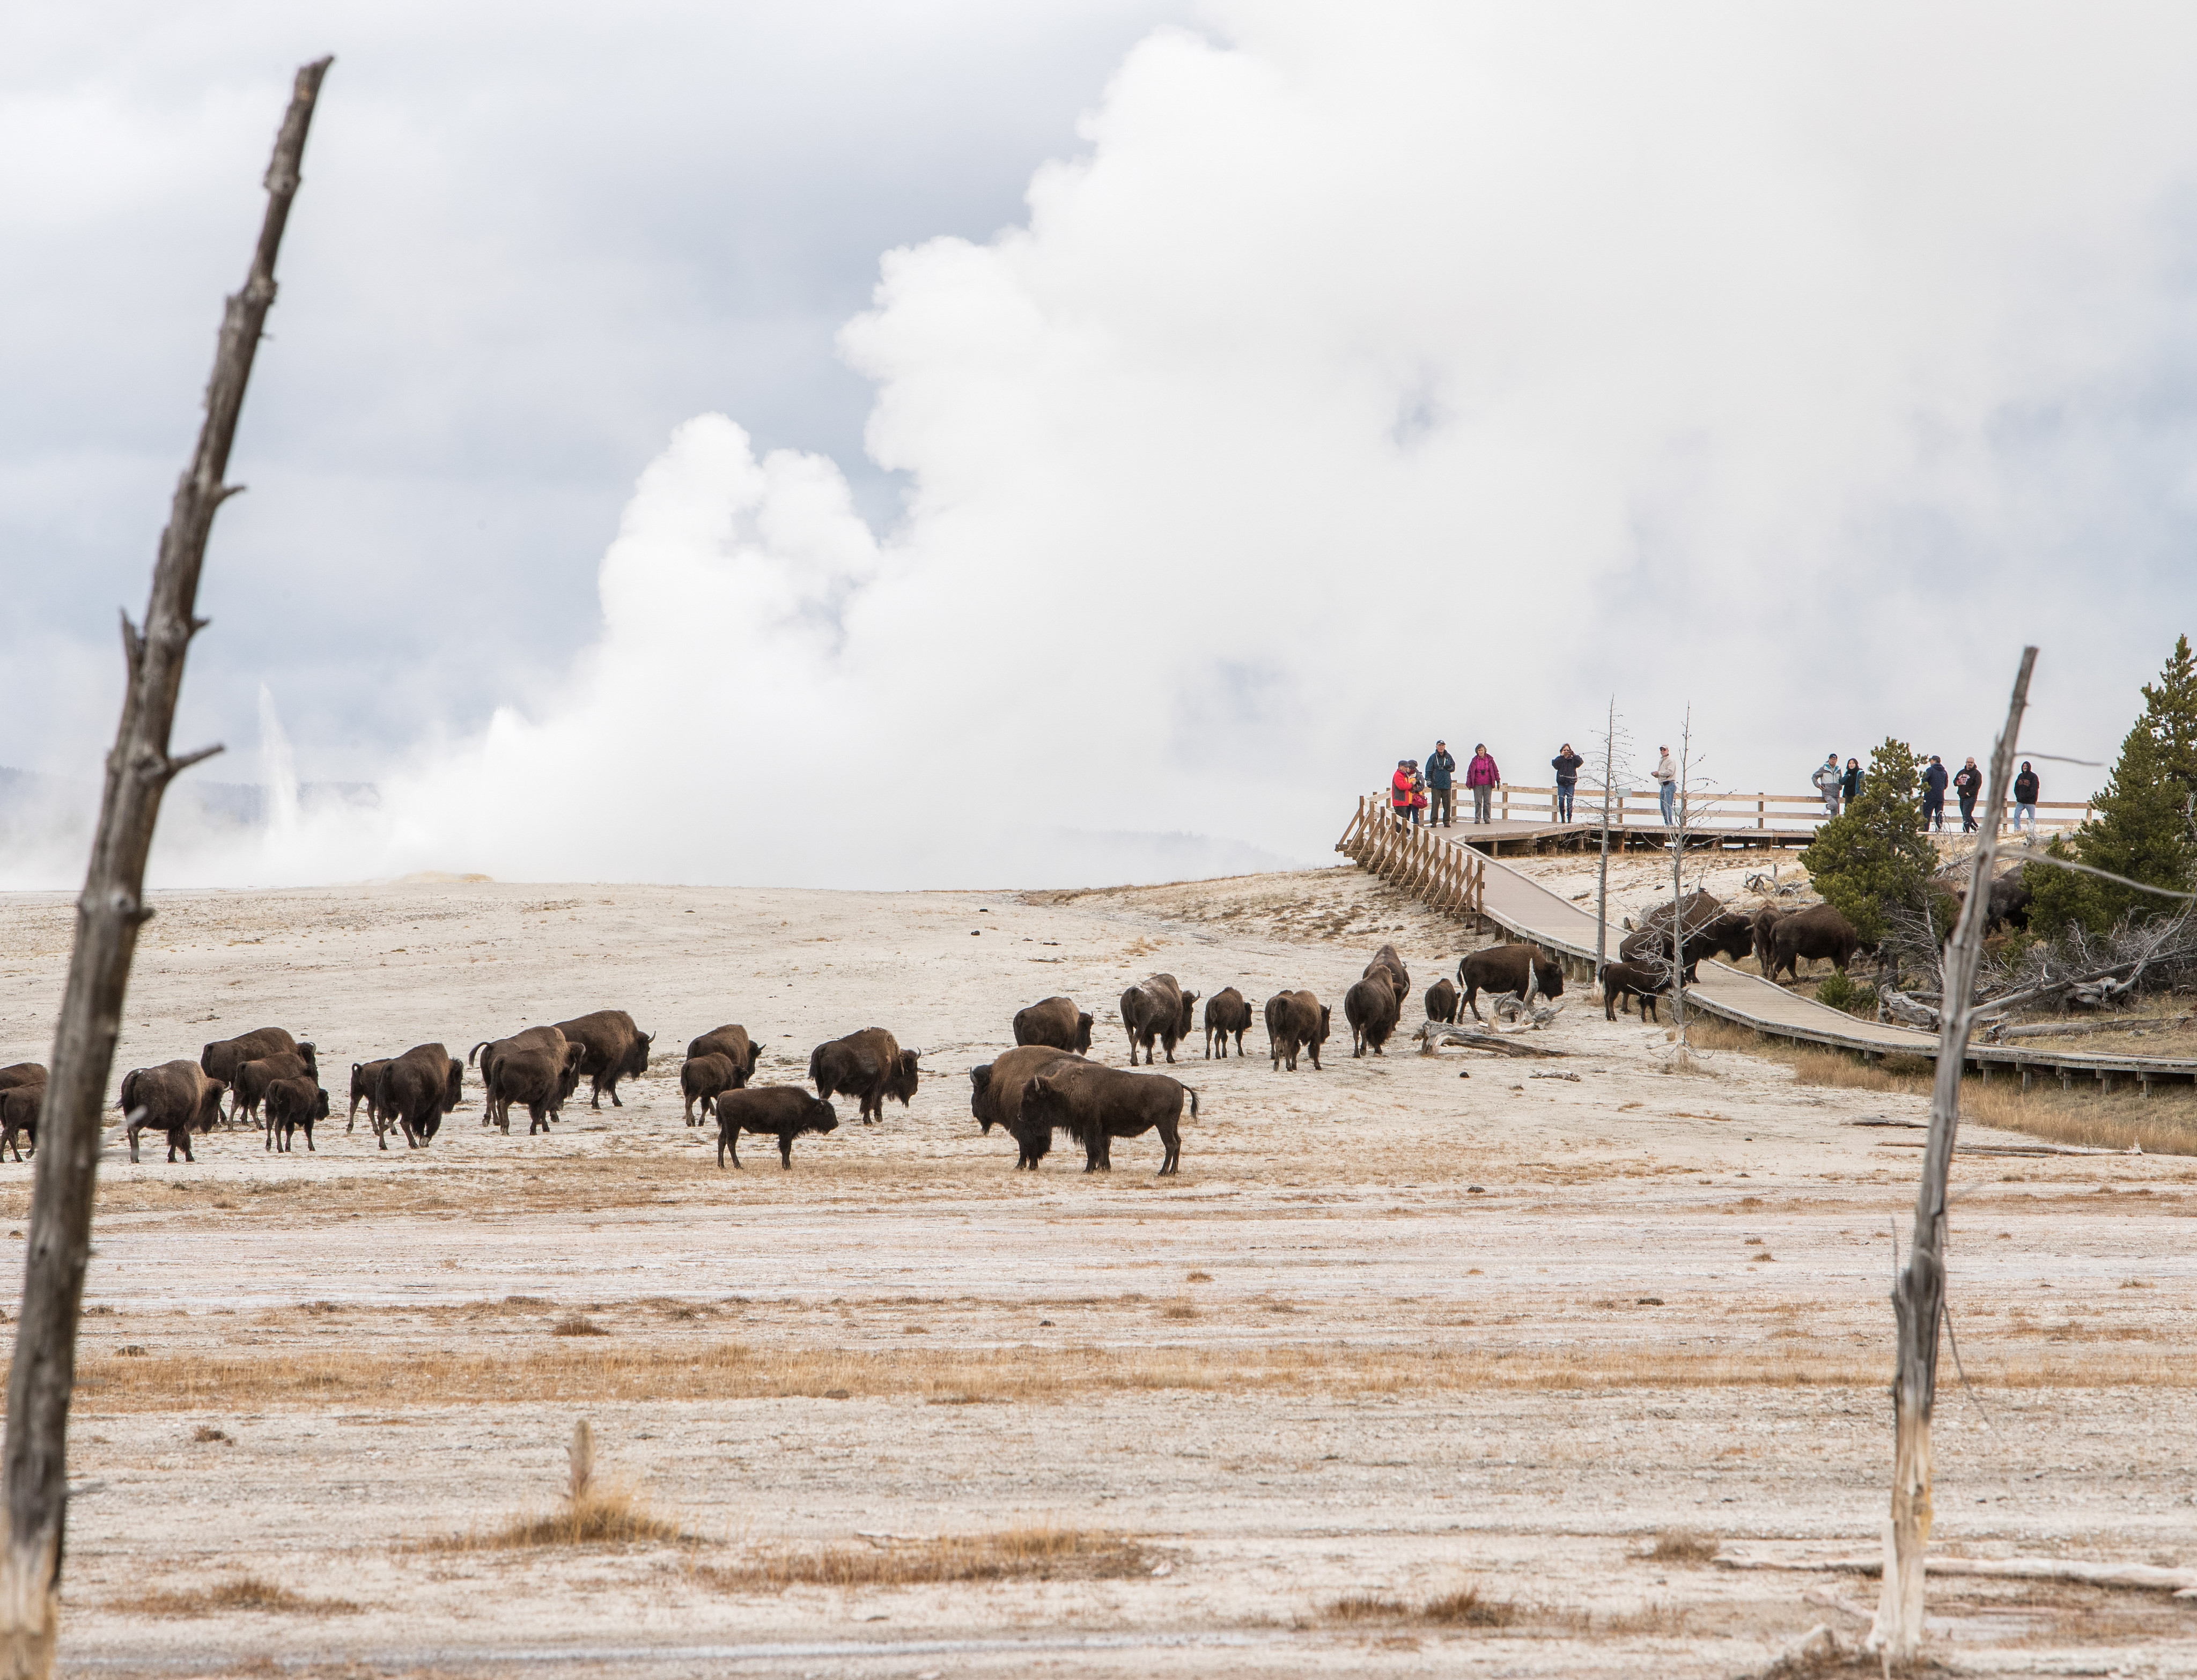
{"left": 1985, "top": 1012, "right": 2191, "bottom": 1042}
{"left": 1410, "top": 1022, "right": 1568, "bottom": 1059}
{"left": 1720, "top": 1550, "right": 2197, "bottom": 1596}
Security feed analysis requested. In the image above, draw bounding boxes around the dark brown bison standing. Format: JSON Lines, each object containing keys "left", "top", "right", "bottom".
{"left": 1768, "top": 904, "right": 1862, "bottom": 983}
{"left": 230, "top": 1052, "right": 316, "bottom": 1126}
{"left": 808, "top": 1028, "right": 919, "bottom": 1124}
{"left": 486, "top": 1045, "right": 581, "bottom": 1135}
{"left": 681, "top": 1053, "right": 740, "bottom": 1126}
{"left": 347, "top": 1060, "right": 391, "bottom": 1133}
{"left": 375, "top": 1043, "right": 463, "bottom": 1149}
{"left": 1014, "top": 997, "right": 1094, "bottom": 1054}
{"left": 554, "top": 1010, "right": 654, "bottom": 1109}
{"left": 470, "top": 1028, "right": 580, "bottom": 1127}
{"left": 1751, "top": 906, "right": 1785, "bottom": 973}
{"left": 1203, "top": 988, "right": 1251, "bottom": 1057}
{"left": 1425, "top": 978, "right": 1461, "bottom": 1024}
{"left": 1, "top": 1079, "right": 44, "bottom": 1161}
{"left": 1344, "top": 972, "right": 1400, "bottom": 1057}
{"left": 1120, "top": 975, "right": 1198, "bottom": 1065}
{"left": 119, "top": 1061, "right": 225, "bottom": 1164}
{"left": 0, "top": 1063, "right": 47, "bottom": 1091}
{"left": 970, "top": 1046, "right": 1080, "bottom": 1168}
{"left": 716, "top": 1086, "right": 839, "bottom": 1169}
{"left": 1363, "top": 943, "right": 1410, "bottom": 1000}
{"left": 1014, "top": 1062, "right": 1194, "bottom": 1175}
{"left": 264, "top": 1076, "right": 329, "bottom": 1153}
{"left": 1599, "top": 962, "right": 1670, "bottom": 1022}
{"left": 201, "top": 1028, "right": 303, "bottom": 1088}
{"left": 1263, "top": 990, "right": 1330, "bottom": 1071}
{"left": 1455, "top": 946, "right": 1565, "bottom": 1023}
{"left": 687, "top": 1024, "right": 761, "bottom": 1086}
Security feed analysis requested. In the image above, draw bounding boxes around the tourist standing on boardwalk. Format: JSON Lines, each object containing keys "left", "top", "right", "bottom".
{"left": 1426, "top": 742, "right": 1457, "bottom": 827}
{"left": 1551, "top": 743, "right": 1583, "bottom": 822}
{"left": 1407, "top": 761, "right": 1429, "bottom": 826}
{"left": 1391, "top": 760, "right": 1414, "bottom": 824}
{"left": 1466, "top": 744, "right": 1501, "bottom": 824}
{"left": 2013, "top": 761, "right": 2040, "bottom": 836}
{"left": 1953, "top": 757, "right": 1982, "bottom": 832}
{"left": 1922, "top": 755, "right": 1949, "bottom": 832}
{"left": 1654, "top": 746, "right": 1678, "bottom": 825}
{"left": 1812, "top": 753, "right": 1842, "bottom": 817}
{"left": 1841, "top": 758, "right": 1861, "bottom": 806}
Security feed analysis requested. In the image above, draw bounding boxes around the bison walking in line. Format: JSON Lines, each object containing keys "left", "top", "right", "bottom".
{"left": 1768, "top": 904, "right": 1862, "bottom": 983}
{"left": 230, "top": 1052, "right": 316, "bottom": 1127}
{"left": 1, "top": 1079, "right": 44, "bottom": 1161}
{"left": 1363, "top": 943, "right": 1410, "bottom": 1001}
{"left": 119, "top": 1061, "right": 225, "bottom": 1164}
{"left": 554, "top": 1010, "right": 654, "bottom": 1109}
{"left": 264, "top": 1075, "right": 329, "bottom": 1153}
{"left": 1203, "top": 988, "right": 1251, "bottom": 1058}
{"left": 375, "top": 1043, "right": 463, "bottom": 1149}
{"left": 687, "top": 1024, "right": 761, "bottom": 1087}
{"left": 681, "top": 1053, "right": 741, "bottom": 1126}
{"left": 1344, "top": 972, "right": 1400, "bottom": 1057}
{"left": 1424, "top": 978, "right": 1461, "bottom": 1024}
{"left": 1263, "top": 990, "right": 1330, "bottom": 1072}
{"left": 970, "top": 1046, "right": 1080, "bottom": 1168}
{"left": 201, "top": 1028, "right": 308, "bottom": 1090}
{"left": 488, "top": 1045, "right": 582, "bottom": 1135}
{"left": 1455, "top": 946, "right": 1565, "bottom": 1023}
{"left": 1751, "top": 905, "right": 1785, "bottom": 974}
{"left": 347, "top": 1059, "right": 391, "bottom": 1133}
{"left": 1013, "top": 997, "right": 1094, "bottom": 1055}
{"left": 1121, "top": 975, "right": 1198, "bottom": 1065}
{"left": 0, "top": 1063, "right": 47, "bottom": 1091}
{"left": 716, "top": 1086, "right": 839, "bottom": 1169}
{"left": 809, "top": 1028, "right": 919, "bottom": 1124}
{"left": 1598, "top": 961, "right": 1671, "bottom": 1022}
{"left": 470, "top": 1028, "right": 580, "bottom": 1127}
{"left": 1015, "top": 1062, "right": 1194, "bottom": 1175}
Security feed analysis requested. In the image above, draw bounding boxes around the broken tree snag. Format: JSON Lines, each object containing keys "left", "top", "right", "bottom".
{"left": 0, "top": 56, "right": 331, "bottom": 1680}
{"left": 1867, "top": 646, "right": 2036, "bottom": 1666}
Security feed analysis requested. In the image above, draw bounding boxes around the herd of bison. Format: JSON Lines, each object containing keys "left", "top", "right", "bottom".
{"left": 0, "top": 895, "right": 1867, "bottom": 1177}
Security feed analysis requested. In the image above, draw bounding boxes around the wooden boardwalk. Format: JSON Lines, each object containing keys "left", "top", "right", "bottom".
{"left": 1335, "top": 796, "right": 2197, "bottom": 1092}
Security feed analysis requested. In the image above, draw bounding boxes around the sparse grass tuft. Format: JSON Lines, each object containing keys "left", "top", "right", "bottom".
{"left": 550, "top": 1314, "right": 608, "bottom": 1337}
{"left": 132, "top": 1575, "right": 358, "bottom": 1617}
{"left": 191, "top": 1424, "right": 232, "bottom": 1444}
{"left": 1161, "top": 1297, "right": 1198, "bottom": 1320}
{"left": 419, "top": 1417, "right": 687, "bottom": 1550}
{"left": 1325, "top": 1579, "right": 1520, "bottom": 1627}
{"left": 1643, "top": 1527, "right": 1720, "bottom": 1564}
{"left": 700, "top": 1525, "right": 1149, "bottom": 1590}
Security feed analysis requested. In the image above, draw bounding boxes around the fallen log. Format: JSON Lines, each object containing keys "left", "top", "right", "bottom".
{"left": 1986, "top": 1013, "right": 2192, "bottom": 1042}
{"left": 1410, "top": 1023, "right": 1569, "bottom": 1059}
{"left": 1717, "top": 1550, "right": 2197, "bottom": 1596}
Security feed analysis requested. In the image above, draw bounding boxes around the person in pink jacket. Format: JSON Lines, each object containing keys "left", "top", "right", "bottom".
{"left": 1465, "top": 744, "right": 1501, "bottom": 824}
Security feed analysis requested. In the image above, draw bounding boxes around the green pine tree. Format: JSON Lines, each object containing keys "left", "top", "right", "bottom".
{"left": 2028, "top": 634, "right": 2197, "bottom": 935}
{"left": 1798, "top": 737, "right": 1936, "bottom": 945}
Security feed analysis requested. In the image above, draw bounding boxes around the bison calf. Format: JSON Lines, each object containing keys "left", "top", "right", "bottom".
{"left": 1013, "top": 997, "right": 1094, "bottom": 1055}
{"left": 1203, "top": 987, "right": 1251, "bottom": 1058}
{"left": 1598, "top": 962, "right": 1669, "bottom": 1023}
{"left": 0, "top": 1081, "right": 43, "bottom": 1161}
{"left": 716, "top": 1086, "right": 839, "bottom": 1169}
{"left": 681, "top": 1053, "right": 740, "bottom": 1126}
{"left": 264, "top": 1076, "right": 329, "bottom": 1153}
{"left": 1425, "top": 978, "right": 1460, "bottom": 1024}
{"left": 1264, "top": 990, "right": 1330, "bottom": 1072}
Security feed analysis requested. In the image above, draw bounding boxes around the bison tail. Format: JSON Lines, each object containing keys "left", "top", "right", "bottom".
{"left": 467, "top": 1041, "right": 491, "bottom": 1067}
{"left": 1186, "top": 1086, "right": 1200, "bottom": 1120}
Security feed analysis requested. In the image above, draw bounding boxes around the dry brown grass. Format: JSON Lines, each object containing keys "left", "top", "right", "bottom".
{"left": 62, "top": 1333, "right": 2197, "bottom": 1413}
{"left": 131, "top": 1575, "right": 359, "bottom": 1617}
{"left": 1685, "top": 1017, "right": 2197, "bottom": 1154}
{"left": 421, "top": 1485, "right": 689, "bottom": 1550}
{"left": 550, "top": 1314, "right": 609, "bottom": 1337}
{"left": 1326, "top": 1580, "right": 1520, "bottom": 1627}
{"left": 1642, "top": 1527, "right": 1720, "bottom": 1564}
{"left": 698, "top": 1525, "right": 1149, "bottom": 1590}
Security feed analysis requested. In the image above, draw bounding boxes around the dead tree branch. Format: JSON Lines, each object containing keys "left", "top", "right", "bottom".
{"left": 0, "top": 57, "right": 331, "bottom": 1680}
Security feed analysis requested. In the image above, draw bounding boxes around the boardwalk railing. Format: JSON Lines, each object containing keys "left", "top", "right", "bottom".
{"left": 1393, "top": 782, "right": 2091, "bottom": 837}
{"left": 1336, "top": 797, "right": 1487, "bottom": 922}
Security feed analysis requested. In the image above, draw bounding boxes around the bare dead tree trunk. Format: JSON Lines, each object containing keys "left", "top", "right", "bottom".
{"left": 0, "top": 58, "right": 330, "bottom": 1679}
{"left": 1867, "top": 646, "right": 2036, "bottom": 1664}
{"left": 1669, "top": 706, "right": 1694, "bottom": 1046}
{"left": 1595, "top": 695, "right": 1616, "bottom": 973}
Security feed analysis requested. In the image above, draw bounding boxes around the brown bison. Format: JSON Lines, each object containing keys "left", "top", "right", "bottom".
{"left": 375, "top": 1044, "right": 463, "bottom": 1149}
{"left": 471, "top": 1028, "right": 580, "bottom": 1127}
{"left": 1768, "top": 904, "right": 1862, "bottom": 983}
{"left": 264, "top": 1075, "right": 329, "bottom": 1153}
{"left": 1363, "top": 943, "right": 1410, "bottom": 1000}
{"left": 1344, "top": 971, "right": 1401, "bottom": 1057}
{"left": 1264, "top": 990, "right": 1330, "bottom": 1072}
{"left": 1203, "top": 987, "right": 1251, "bottom": 1058}
{"left": 1425, "top": 978, "right": 1461, "bottom": 1024}
{"left": 1751, "top": 905, "right": 1785, "bottom": 972}
{"left": 119, "top": 1061, "right": 225, "bottom": 1164}
{"left": 201, "top": 1028, "right": 311, "bottom": 1089}
{"left": 1015, "top": 1062, "right": 1194, "bottom": 1175}
{"left": 554, "top": 1010, "right": 654, "bottom": 1109}
{"left": 970, "top": 1046, "right": 1080, "bottom": 1168}
{"left": 1014, "top": 996, "right": 1094, "bottom": 1054}
{"left": 687, "top": 1024, "right": 761, "bottom": 1086}
{"left": 0, "top": 1063, "right": 47, "bottom": 1091}
{"left": 1455, "top": 945, "right": 1565, "bottom": 1023}
{"left": 1599, "top": 961, "right": 1670, "bottom": 1022}
{"left": 486, "top": 1045, "right": 579, "bottom": 1136}
{"left": 1121, "top": 975, "right": 1198, "bottom": 1065}
{"left": 230, "top": 1052, "right": 315, "bottom": 1126}
{"left": 716, "top": 1086, "right": 839, "bottom": 1169}
{"left": 0, "top": 1081, "right": 43, "bottom": 1161}
{"left": 681, "top": 1053, "right": 740, "bottom": 1126}
{"left": 809, "top": 1028, "right": 919, "bottom": 1124}
{"left": 346, "top": 1059, "right": 391, "bottom": 1133}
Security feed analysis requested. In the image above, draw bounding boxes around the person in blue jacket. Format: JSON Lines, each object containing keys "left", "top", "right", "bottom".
{"left": 1425, "top": 742, "right": 1457, "bottom": 827}
{"left": 1922, "top": 755, "right": 1949, "bottom": 832}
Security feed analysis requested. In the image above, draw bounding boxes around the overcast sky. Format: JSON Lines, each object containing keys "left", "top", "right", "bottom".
{"left": 5, "top": 2, "right": 2196, "bottom": 888}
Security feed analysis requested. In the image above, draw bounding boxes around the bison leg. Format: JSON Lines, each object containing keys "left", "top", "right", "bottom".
{"left": 1642, "top": 994, "right": 1660, "bottom": 1024}
{"left": 1159, "top": 1120, "right": 1181, "bottom": 1175}
{"left": 304, "top": 1121, "right": 316, "bottom": 1152}
{"left": 721, "top": 1128, "right": 742, "bottom": 1168}
{"left": 779, "top": 1131, "right": 795, "bottom": 1169}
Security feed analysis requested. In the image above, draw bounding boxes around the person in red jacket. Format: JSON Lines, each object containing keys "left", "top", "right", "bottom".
{"left": 1465, "top": 744, "right": 1501, "bottom": 824}
{"left": 1391, "top": 759, "right": 1414, "bottom": 823}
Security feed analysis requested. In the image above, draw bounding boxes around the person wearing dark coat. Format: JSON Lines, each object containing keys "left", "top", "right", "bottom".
{"left": 1551, "top": 744, "right": 1584, "bottom": 822}
{"left": 2012, "top": 763, "right": 2040, "bottom": 836}
{"left": 1922, "top": 756, "right": 1949, "bottom": 832}
{"left": 1952, "top": 757, "right": 1982, "bottom": 832}
{"left": 1426, "top": 742, "right": 1458, "bottom": 827}
{"left": 1840, "top": 759, "right": 1861, "bottom": 804}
